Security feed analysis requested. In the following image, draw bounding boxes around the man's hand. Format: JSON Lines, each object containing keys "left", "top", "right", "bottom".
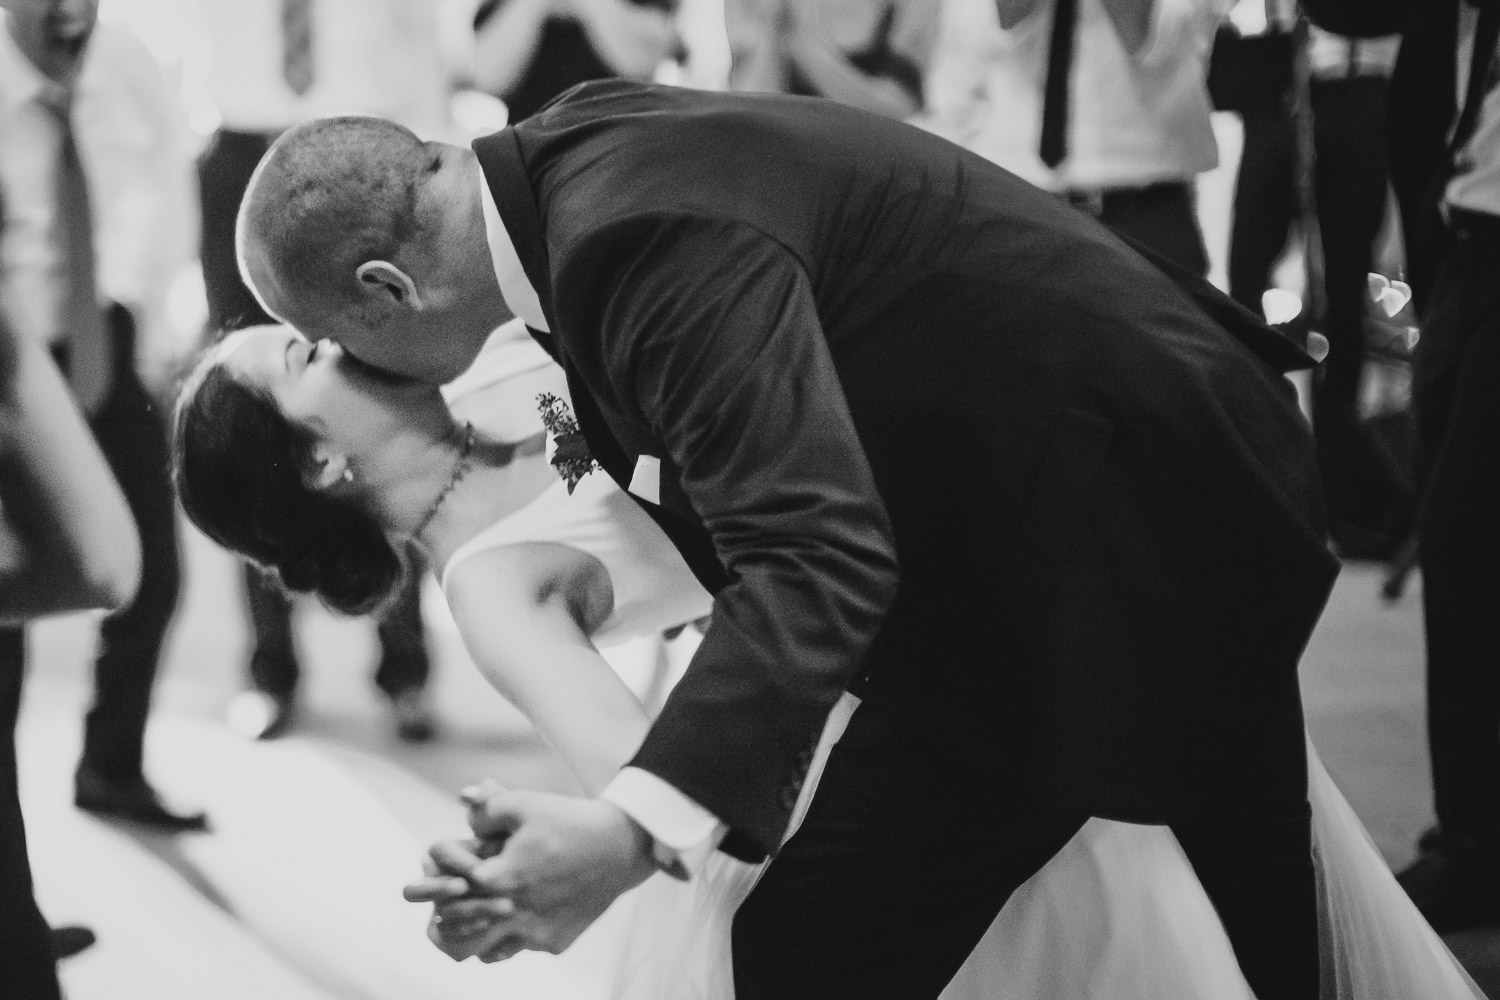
{"left": 464, "top": 785, "right": 658, "bottom": 959}
{"left": 405, "top": 839, "right": 517, "bottom": 962}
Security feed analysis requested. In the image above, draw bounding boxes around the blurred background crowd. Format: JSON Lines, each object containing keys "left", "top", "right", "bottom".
{"left": 2, "top": 0, "right": 1496, "bottom": 996}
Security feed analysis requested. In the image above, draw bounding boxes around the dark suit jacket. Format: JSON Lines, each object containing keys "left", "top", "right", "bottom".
{"left": 475, "top": 81, "right": 1339, "bottom": 861}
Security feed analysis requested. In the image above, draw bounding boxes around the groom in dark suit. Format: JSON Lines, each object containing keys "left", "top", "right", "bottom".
{"left": 237, "top": 81, "right": 1337, "bottom": 998}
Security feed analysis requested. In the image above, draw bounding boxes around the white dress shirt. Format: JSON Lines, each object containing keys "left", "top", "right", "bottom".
{"left": 1447, "top": 3, "right": 1500, "bottom": 219}
{"left": 188, "top": 0, "right": 463, "bottom": 139}
{"left": 479, "top": 172, "right": 727, "bottom": 876}
{"left": 1306, "top": 25, "right": 1399, "bottom": 80}
{"left": 922, "top": 0, "right": 1232, "bottom": 191}
{"left": 0, "top": 17, "right": 197, "bottom": 378}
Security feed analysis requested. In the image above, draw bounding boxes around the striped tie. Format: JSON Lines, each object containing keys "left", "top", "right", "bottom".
{"left": 282, "top": 0, "right": 315, "bottom": 96}
{"left": 44, "top": 91, "right": 112, "bottom": 411}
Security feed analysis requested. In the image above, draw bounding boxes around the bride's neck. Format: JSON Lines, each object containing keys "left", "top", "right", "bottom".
{"left": 388, "top": 428, "right": 553, "bottom": 567}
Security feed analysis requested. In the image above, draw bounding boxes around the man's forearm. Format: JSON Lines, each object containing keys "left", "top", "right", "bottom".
{"left": 473, "top": 0, "right": 556, "bottom": 98}
{"left": 0, "top": 332, "right": 140, "bottom": 621}
{"left": 784, "top": 33, "right": 921, "bottom": 119}
{"left": 572, "top": 0, "right": 678, "bottom": 78}
{"left": 1099, "top": 0, "right": 1156, "bottom": 53}
{"left": 994, "top": 0, "right": 1045, "bottom": 29}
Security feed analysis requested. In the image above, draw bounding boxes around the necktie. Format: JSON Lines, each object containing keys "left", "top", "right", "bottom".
{"left": 44, "top": 92, "right": 111, "bottom": 411}
{"left": 282, "top": 0, "right": 315, "bottom": 96}
{"left": 1038, "top": 0, "right": 1079, "bottom": 169}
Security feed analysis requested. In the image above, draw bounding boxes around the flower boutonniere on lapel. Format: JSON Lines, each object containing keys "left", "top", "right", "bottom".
{"left": 536, "top": 392, "right": 600, "bottom": 494}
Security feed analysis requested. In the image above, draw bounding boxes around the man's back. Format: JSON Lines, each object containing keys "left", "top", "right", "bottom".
{"left": 525, "top": 82, "right": 1233, "bottom": 371}
{"left": 495, "top": 80, "right": 1335, "bottom": 821}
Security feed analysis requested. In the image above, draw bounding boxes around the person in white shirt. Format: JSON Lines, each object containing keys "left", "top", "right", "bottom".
{"left": 0, "top": 192, "right": 143, "bottom": 1000}
{"left": 0, "top": 0, "right": 202, "bottom": 839}
{"left": 725, "top": 0, "right": 941, "bottom": 119}
{"left": 922, "top": 0, "right": 1231, "bottom": 273}
{"left": 191, "top": 0, "right": 464, "bottom": 743}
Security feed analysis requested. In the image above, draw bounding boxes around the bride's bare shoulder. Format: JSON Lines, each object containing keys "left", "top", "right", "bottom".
{"left": 444, "top": 540, "right": 614, "bottom": 636}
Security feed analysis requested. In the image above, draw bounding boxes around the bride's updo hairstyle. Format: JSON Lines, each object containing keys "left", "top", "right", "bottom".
{"left": 172, "top": 351, "right": 405, "bottom": 616}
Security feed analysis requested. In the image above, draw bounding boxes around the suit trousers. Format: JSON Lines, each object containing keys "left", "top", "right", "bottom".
{"left": 1091, "top": 182, "right": 1210, "bottom": 278}
{"left": 1309, "top": 74, "right": 1413, "bottom": 545}
{"left": 241, "top": 555, "right": 430, "bottom": 699}
{"left": 732, "top": 702, "right": 1318, "bottom": 1000}
{"left": 198, "top": 128, "right": 429, "bottom": 696}
{"left": 1413, "top": 213, "right": 1500, "bottom": 844}
{"left": 0, "top": 306, "right": 181, "bottom": 784}
{"left": 0, "top": 641, "right": 64, "bottom": 1000}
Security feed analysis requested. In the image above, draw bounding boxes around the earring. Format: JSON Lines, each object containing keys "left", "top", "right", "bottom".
{"left": 342, "top": 467, "right": 354, "bottom": 484}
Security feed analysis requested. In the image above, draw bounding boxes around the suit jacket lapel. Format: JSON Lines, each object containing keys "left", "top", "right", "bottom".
{"left": 471, "top": 123, "right": 730, "bottom": 594}
{"left": 472, "top": 128, "right": 556, "bottom": 327}
{"left": 569, "top": 362, "right": 730, "bottom": 593}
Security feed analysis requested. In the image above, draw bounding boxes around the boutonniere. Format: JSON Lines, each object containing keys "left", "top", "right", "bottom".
{"left": 536, "top": 392, "right": 599, "bottom": 494}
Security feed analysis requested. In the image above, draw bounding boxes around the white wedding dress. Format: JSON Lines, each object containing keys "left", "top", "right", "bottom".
{"left": 441, "top": 325, "right": 1487, "bottom": 1000}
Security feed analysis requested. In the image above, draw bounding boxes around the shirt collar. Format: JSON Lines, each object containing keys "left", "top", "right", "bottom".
{"left": 476, "top": 160, "right": 550, "bottom": 333}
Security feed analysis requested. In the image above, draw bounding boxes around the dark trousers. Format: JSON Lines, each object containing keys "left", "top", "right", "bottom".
{"left": 1310, "top": 75, "right": 1390, "bottom": 432}
{"left": 0, "top": 307, "right": 181, "bottom": 784}
{"left": 242, "top": 555, "right": 429, "bottom": 698}
{"left": 733, "top": 704, "right": 1318, "bottom": 1000}
{"left": 1310, "top": 74, "right": 1412, "bottom": 540}
{"left": 0, "top": 646, "right": 63, "bottom": 1000}
{"left": 1228, "top": 103, "right": 1298, "bottom": 314}
{"left": 0, "top": 307, "right": 177, "bottom": 1000}
{"left": 1083, "top": 182, "right": 1210, "bottom": 277}
{"left": 1414, "top": 214, "right": 1500, "bottom": 843}
{"left": 199, "top": 129, "right": 429, "bottom": 695}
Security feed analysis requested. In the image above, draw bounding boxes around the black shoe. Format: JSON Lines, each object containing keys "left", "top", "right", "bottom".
{"left": 225, "top": 689, "right": 295, "bottom": 740}
{"left": 390, "top": 689, "right": 436, "bottom": 743}
{"left": 1397, "top": 835, "right": 1500, "bottom": 933}
{"left": 74, "top": 765, "right": 209, "bottom": 832}
{"left": 51, "top": 924, "right": 96, "bottom": 960}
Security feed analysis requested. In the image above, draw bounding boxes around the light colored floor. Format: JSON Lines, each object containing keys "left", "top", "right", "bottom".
{"left": 21, "top": 526, "right": 688, "bottom": 1000}
{"left": 15, "top": 517, "right": 1457, "bottom": 999}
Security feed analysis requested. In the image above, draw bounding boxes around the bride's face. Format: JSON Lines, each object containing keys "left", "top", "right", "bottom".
{"left": 217, "top": 325, "right": 430, "bottom": 455}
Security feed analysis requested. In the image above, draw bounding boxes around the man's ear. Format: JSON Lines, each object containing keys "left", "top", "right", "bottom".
{"left": 304, "top": 444, "right": 352, "bottom": 492}
{"left": 355, "top": 261, "right": 424, "bottom": 313}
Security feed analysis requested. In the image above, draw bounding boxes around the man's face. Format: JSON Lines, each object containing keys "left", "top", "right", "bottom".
{"left": 245, "top": 252, "right": 485, "bottom": 387}
{"left": 2, "top": 0, "right": 99, "bottom": 83}
{"left": 239, "top": 142, "right": 505, "bottom": 386}
{"left": 338, "top": 306, "right": 486, "bottom": 386}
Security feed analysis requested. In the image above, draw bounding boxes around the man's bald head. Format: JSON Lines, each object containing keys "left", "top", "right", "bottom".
{"left": 237, "top": 116, "right": 436, "bottom": 325}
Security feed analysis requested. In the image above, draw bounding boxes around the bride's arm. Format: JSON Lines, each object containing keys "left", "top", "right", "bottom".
{"left": 443, "top": 543, "right": 650, "bottom": 796}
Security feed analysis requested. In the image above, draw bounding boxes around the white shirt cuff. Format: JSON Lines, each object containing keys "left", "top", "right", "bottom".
{"left": 600, "top": 767, "right": 727, "bottom": 880}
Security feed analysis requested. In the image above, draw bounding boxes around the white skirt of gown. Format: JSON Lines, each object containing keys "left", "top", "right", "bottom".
{"left": 611, "top": 693, "right": 1488, "bottom": 1000}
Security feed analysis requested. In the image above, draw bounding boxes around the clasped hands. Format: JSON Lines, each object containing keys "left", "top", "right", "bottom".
{"left": 403, "top": 779, "right": 659, "bottom": 963}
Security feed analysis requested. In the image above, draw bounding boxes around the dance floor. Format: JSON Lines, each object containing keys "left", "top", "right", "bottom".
{"left": 16, "top": 517, "right": 1499, "bottom": 999}
{"left": 19, "top": 525, "right": 691, "bottom": 1000}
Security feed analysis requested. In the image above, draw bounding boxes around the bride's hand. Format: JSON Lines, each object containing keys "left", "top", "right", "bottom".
{"left": 407, "top": 840, "right": 519, "bottom": 962}
{"left": 448, "top": 787, "right": 659, "bottom": 957}
{"left": 427, "top": 903, "right": 515, "bottom": 962}
{"left": 403, "top": 838, "right": 488, "bottom": 904}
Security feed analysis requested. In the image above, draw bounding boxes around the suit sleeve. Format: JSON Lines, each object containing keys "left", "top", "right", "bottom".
{"left": 570, "top": 214, "right": 900, "bottom": 860}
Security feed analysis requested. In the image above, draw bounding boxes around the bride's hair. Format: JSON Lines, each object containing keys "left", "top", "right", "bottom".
{"left": 171, "top": 353, "right": 407, "bottom": 616}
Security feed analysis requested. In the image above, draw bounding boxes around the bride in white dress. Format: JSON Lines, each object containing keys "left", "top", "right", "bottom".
{"left": 171, "top": 320, "right": 1485, "bottom": 1000}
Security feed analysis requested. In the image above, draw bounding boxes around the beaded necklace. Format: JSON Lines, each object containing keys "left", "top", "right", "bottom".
{"left": 411, "top": 422, "right": 476, "bottom": 541}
